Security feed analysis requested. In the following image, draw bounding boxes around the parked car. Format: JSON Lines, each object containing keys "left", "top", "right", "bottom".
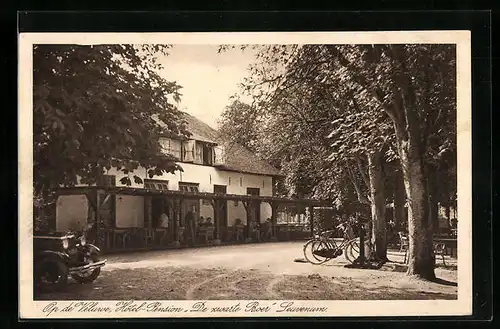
{"left": 34, "top": 229, "right": 106, "bottom": 292}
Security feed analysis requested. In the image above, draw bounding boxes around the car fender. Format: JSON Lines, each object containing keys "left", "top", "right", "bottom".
{"left": 83, "top": 243, "right": 101, "bottom": 254}
{"left": 36, "top": 250, "right": 69, "bottom": 263}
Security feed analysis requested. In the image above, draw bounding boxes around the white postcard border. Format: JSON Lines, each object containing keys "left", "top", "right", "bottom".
{"left": 18, "top": 31, "right": 472, "bottom": 318}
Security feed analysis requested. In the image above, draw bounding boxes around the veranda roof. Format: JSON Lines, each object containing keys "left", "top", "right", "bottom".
{"left": 55, "top": 186, "right": 332, "bottom": 207}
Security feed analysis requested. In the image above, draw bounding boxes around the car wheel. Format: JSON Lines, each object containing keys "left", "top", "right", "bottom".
{"left": 71, "top": 253, "right": 101, "bottom": 284}
{"left": 36, "top": 259, "right": 69, "bottom": 293}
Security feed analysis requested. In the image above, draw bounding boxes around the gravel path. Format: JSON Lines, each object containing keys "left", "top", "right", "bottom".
{"left": 36, "top": 242, "right": 458, "bottom": 300}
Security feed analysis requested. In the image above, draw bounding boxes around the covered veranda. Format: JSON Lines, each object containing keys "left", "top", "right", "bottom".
{"left": 54, "top": 186, "right": 332, "bottom": 252}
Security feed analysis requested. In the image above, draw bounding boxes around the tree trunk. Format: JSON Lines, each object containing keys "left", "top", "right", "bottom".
{"left": 427, "top": 168, "right": 439, "bottom": 233}
{"left": 386, "top": 45, "right": 435, "bottom": 280}
{"left": 399, "top": 149, "right": 436, "bottom": 280}
{"left": 368, "top": 150, "right": 387, "bottom": 261}
{"left": 331, "top": 44, "right": 436, "bottom": 279}
{"left": 393, "top": 169, "right": 406, "bottom": 231}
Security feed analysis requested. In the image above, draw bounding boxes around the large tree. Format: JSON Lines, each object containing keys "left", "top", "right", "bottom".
{"left": 218, "top": 99, "right": 261, "bottom": 153}
{"left": 233, "top": 44, "right": 395, "bottom": 260}
{"left": 326, "top": 44, "right": 456, "bottom": 279}
{"left": 224, "top": 43, "right": 456, "bottom": 280}
{"left": 33, "top": 44, "right": 190, "bottom": 226}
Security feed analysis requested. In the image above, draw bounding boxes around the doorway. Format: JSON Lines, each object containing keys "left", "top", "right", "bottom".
{"left": 246, "top": 187, "right": 261, "bottom": 225}
{"left": 151, "top": 197, "right": 166, "bottom": 228}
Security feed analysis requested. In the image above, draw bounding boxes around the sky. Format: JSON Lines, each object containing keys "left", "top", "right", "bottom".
{"left": 157, "top": 45, "right": 257, "bottom": 129}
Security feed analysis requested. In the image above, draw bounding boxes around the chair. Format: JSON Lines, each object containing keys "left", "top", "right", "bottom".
{"left": 267, "top": 225, "right": 273, "bottom": 240}
{"left": 176, "top": 226, "right": 185, "bottom": 243}
{"left": 235, "top": 225, "right": 244, "bottom": 242}
{"left": 252, "top": 225, "right": 261, "bottom": 242}
{"left": 434, "top": 242, "right": 447, "bottom": 266}
{"left": 199, "top": 226, "right": 215, "bottom": 245}
{"left": 224, "top": 227, "right": 233, "bottom": 242}
{"left": 399, "top": 232, "right": 409, "bottom": 263}
{"left": 155, "top": 228, "right": 169, "bottom": 245}
{"left": 262, "top": 221, "right": 273, "bottom": 241}
{"left": 399, "top": 232, "right": 409, "bottom": 251}
{"left": 113, "top": 229, "right": 131, "bottom": 249}
{"left": 144, "top": 228, "right": 155, "bottom": 246}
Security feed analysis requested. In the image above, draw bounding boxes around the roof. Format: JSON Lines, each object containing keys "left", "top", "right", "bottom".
{"left": 180, "top": 112, "right": 283, "bottom": 177}
{"left": 56, "top": 186, "right": 330, "bottom": 205}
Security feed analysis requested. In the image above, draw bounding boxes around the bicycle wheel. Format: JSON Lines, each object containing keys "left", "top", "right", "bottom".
{"left": 303, "top": 239, "right": 330, "bottom": 265}
{"left": 345, "top": 239, "right": 360, "bottom": 264}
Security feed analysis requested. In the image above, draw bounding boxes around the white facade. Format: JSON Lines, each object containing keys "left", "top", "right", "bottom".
{"left": 56, "top": 162, "right": 274, "bottom": 231}
{"left": 56, "top": 195, "right": 89, "bottom": 232}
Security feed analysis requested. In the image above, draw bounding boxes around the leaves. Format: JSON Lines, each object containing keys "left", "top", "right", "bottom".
{"left": 218, "top": 99, "right": 262, "bottom": 153}
{"left": 33, "top": 44, "right": 189, "bottom": 194}
{"left": 223, "top": 43, "right": 456, "bottom": 215}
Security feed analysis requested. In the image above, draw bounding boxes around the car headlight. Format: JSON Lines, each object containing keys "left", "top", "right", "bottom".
{"left": 80, "top": 235, "right": 86, "bottom": 246}
{"left": 62, "top": 238, "right": 69, "bottom": 249}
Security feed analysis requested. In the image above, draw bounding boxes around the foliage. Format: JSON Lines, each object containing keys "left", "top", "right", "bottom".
{"left": 33, "top": 44, "right": 190, "bottom": 195}
{"left": 233, "top": 43, "right": 456, "bottom": 208}
{"left": 226, "top": 45, "right": 383, "bottom": 212}
{"left": 222, "top": 43, "right": 456, "bottom": 276}
{"left": 323, "top": 44, "right": 456, "bottom": 278}
{"left": 218, "top": 99, "right": 262, "bottom": 153}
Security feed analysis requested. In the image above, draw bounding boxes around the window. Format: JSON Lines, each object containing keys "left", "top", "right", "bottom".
{"left": 182, "top": 140, "right": 195, "bottom": 162}
{"left": 195, "top": 142, "right": 203, "bottom": 163}
{"left": 202, "top": 144, "right": 213, "bottom": 165}
{"left": 214, "top": 185, "right": 227, "bottom": 194}
{"left": 213, "top": 145, "right": 225, "bottom": 166}
{"left": 159, "top": 138, "right": 170, "bottom": 154}
{"left": 159, "top": 137, "right": 182, "bottom": 159}
{"left": 247, "top": 188, "right": 260, "bottom": 196}
{"left": 144, "top": 179, "right": 169, "bottom": 190}
{"left": 179, "top": 182, "right": 199, "bottom": 193}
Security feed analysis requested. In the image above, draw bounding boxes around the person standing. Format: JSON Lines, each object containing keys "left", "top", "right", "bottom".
{"left": 158, "top": 211, "right": 169, "bottom": 229}
{"left": 185, "top": 208, "right": 196, "bottom": 244}
{"left": 156, "top": 210, "right": 169, "bottom": 244}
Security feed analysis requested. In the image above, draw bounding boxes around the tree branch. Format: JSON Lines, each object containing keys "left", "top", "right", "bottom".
{"left": 328, "top": 47, "right": 395, "bottom": 114}
{"left": 355, "top": 155, "right": 370, "bottom": 189}
{"left": 346, "top": 164, "right": 370, "bottom": 205}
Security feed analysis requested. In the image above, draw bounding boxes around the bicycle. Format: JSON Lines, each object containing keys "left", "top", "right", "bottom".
{"left": 303, "top": 223, "right": 360, "bottom": 265}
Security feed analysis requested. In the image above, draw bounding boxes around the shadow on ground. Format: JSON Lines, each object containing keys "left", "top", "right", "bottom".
{"left": 35, "top": 264, "right": 457, "bottom": 301}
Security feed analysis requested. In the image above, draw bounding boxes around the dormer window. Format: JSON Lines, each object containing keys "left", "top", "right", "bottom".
{"left": 159, "top": 137, "right": 224, "bottom": 166}
{"left": 182, "top": 140, "right": 196, "bottom": 162}
{"left": 193, "top": 141, "right": 216, "bottom": 165}
{"left": 202, "top": 144, "right": 213, "bottom": 165}
{"left": 213, "top": 145, "right": 225, "bottom": 166}
{"left": 195, "top": 142, "right": 203, "bottom": 163}
{"left": 159, "top": 138, "right": 181, "bottom": 160}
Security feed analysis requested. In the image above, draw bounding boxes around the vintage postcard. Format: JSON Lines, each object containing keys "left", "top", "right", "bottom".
{"left": 19, "top": 31, "right": 472, "bottom": 318}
